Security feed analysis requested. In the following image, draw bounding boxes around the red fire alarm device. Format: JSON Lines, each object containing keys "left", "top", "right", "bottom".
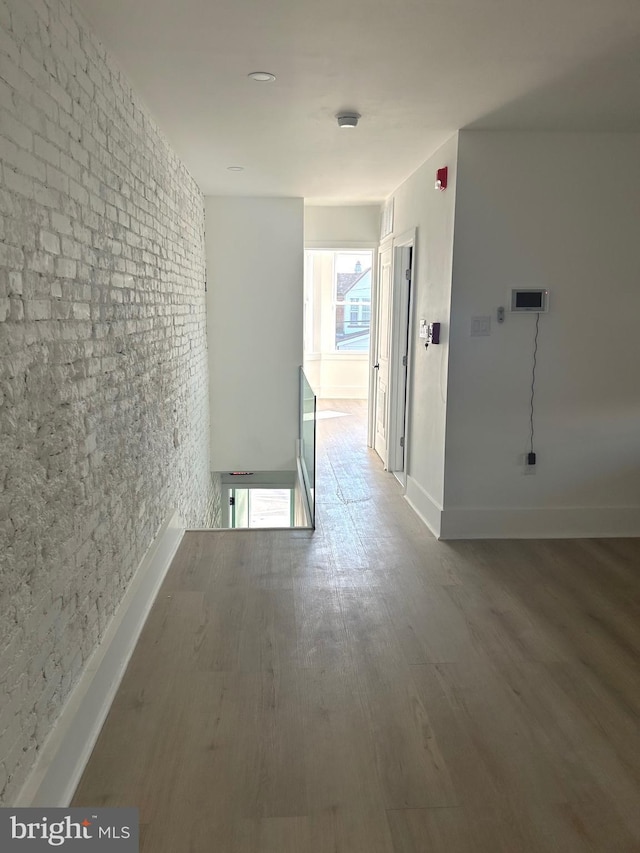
{"left": 435, "top": 167, "right": 448, "bottom": 191}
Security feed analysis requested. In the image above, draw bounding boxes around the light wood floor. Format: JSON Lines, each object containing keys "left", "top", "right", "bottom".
{"left": 73, "top": 400, "right": 640, "bottom": 852}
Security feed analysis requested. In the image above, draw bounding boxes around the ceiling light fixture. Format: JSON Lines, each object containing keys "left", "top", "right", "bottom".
{"left": 336, "top": 112, "right": 361, "bottom": 128}
{"left": 248, "top": 71, "right": 276, "bottom": 82}
{"left": 227, "top": 166, "right": 244, "bottom": 172}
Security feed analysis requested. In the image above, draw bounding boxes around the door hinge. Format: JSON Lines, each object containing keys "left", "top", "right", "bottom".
{"left": 402, "top": 355, "right": 407, "bottom": 367}
{"left": 229, "top": 497, "right": 235, "bottom": 506}
{"left": 400, "top": 436, "right": 404, "bottom": 447}
{"left": 405, "top": 268, "right": 411, "bottom": 280}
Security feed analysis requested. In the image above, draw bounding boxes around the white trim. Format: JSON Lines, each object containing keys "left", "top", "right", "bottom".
{"left": 305, "top": 240, "right": 379, "bottom": 250}
{"left": 387, "top": 235, "right": 415, "bottom": 477}
{"left": 393, "top": 231, "right": 416, "bottom": 479}
{"left": 404, "top": 476, "right": 442, "bottom": 538}
{"left": 371, "top": 244, "right": 393, "bottom": 468}
{"left": 380, "top": 198, "right": 394, "bottom": 239}
{"left": 367, "top": 246, "right": 379, "bottom": 447}
{"left": 394, "top": 471, "right": 407, "bottom": 488}
{"left": 219, "top": 470, "right": 297, "bottom": 487}
{"left": 401, "top": 485, "right": 640, "bottom": 540}
{"left": 15, "top": 512, "right": 185, "bottom": 807}
{"left": 393, "top": 227, "right": 417, "bottom": 249}
{"left": 387, "top": 247, "right": 405, "bottom": 470}
{"left": 439, "top": 506, "right": 640, "bottom": 540}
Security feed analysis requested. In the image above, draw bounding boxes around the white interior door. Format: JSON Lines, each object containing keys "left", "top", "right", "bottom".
{"left": 389, "top": 244, "right": 413, "bottom": 482}
{"left": 373, "top": 246, "right": 392, "bottom": 466}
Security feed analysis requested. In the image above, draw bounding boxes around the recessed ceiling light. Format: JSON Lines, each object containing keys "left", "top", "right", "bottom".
{"left": 227, "top": 166, "right": 244, "bottom": 172}
{"left": 336, "top": 112, "right": 361, "bottom": 128}
{"left": 248, "top": 71, "right": 276, "bottom": 82}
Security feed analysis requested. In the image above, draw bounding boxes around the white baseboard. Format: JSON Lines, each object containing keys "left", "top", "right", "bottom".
{"left": 404, "top": 476, "right": 442, "bottom": 538}
{"left": 439, "top": 506, "right": 640, "bottom": 539}
{"left": 403, "top": 478, "right": 640, "bottom": 539}
{"left": 15, "top": 511, "right": 185, "bottom": 807}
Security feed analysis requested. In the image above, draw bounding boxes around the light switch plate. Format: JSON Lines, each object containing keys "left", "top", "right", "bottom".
{"left": 471, "top": 316, "right": 491, "bottom": 336}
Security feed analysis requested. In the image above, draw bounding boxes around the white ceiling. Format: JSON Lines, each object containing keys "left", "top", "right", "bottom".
{"left": 74, "top": 0, "right": 640, "bottom": 203}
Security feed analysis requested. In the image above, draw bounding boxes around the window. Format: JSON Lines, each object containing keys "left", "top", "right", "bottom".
{"left": 231, "top": 488, "right": 293, "bottom": 528}
{"left": 334, "top": 251, "right": 372, "bottom": 352}
{"left": 303, "top": 249, "right": 374, "bottom": 358}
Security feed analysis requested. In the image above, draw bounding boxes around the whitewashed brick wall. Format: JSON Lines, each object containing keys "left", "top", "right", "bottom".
{"left": 0, "top": 0, "right": 214, "bottom": 803}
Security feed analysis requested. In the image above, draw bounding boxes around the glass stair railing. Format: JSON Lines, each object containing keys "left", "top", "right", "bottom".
{"left": 207, "top": 367, "right": 316, "bottom": 530}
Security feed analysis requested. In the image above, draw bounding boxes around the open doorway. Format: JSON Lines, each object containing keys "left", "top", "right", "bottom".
{"left": 303, "top": 249, "right": 374, "bottom": 402}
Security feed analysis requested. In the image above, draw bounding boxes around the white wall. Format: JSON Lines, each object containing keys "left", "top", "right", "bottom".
{"left": 206, "top": 197, "right": 303, "bottom": 471}
{"left": 304, "top": 205, "right": 380, "bottom": 246}
{"left": 443, "top": 131, "right": 640, "bottom": 537}
{"left": 308, "top": 354, "right": 369, "bottom": 399}
{"left": 387, "top": 136, "right": 459, "bottom": 535}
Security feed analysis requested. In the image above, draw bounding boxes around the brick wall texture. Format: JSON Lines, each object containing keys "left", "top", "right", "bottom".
{"left": 0, "top": 0, "right": 214, "bottom": 803}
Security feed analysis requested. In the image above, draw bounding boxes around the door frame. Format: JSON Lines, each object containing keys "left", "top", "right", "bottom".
{"left": 369, "top": 229, "right": 416, "bottom": 477}
{"left": 368, "top": 237, "right": 392, "bottom": 450}
{"left": 387, "top": 231, "right": 416, "bottom": 484}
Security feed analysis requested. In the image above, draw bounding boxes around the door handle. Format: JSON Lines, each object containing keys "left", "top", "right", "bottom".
{"left": 373, "top": 363, "right": 380, "bottom": 369}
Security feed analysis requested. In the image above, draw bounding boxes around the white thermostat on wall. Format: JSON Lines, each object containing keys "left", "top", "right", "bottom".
{"left": 510, "top": 288, "right": 549, "bottom": 312}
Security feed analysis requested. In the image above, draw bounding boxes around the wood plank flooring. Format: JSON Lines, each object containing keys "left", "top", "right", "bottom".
{"left": 73, "top": 400, "right": 640, "bottom": 852}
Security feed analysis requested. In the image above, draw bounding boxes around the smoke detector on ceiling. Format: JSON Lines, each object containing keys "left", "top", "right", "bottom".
{"left": 336, "top": 112, "right": 361, "bottom": 128}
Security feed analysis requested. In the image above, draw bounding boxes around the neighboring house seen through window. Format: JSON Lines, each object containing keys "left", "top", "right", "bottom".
{"left": 334, "top": 252, "right": 372, "bottom": 352}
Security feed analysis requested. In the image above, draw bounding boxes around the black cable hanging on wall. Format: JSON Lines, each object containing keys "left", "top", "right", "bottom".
{"left": 528, "top": 312, "right": 540, "bottom": 464}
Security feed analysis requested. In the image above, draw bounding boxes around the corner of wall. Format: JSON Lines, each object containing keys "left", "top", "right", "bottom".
{"left": 404, "top": 476, "right": 442, "bottom": 539}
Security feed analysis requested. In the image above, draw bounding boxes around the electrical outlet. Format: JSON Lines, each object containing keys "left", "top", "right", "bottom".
{"left": 523, "top": 452, "right": 536, "bottom": 475}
